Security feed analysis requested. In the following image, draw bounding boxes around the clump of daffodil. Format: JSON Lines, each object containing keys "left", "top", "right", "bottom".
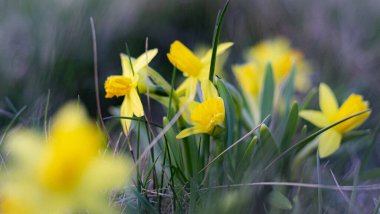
{"left": 246, "top": 37, "right": 311, "bottom": 92}
{"left": 167, "top": 40, "right": 233, "bottom": 98}
{"left": 176, "top": 80, "right": 225, "bottom": 138}
{"left": 105, "top": 49, "right": 157, "bottom": 134}
{"left": 0, "top": 102, "right": 131, "bottom": 214}
{"left": 233, "top": 37, "right": 311, "bottom": 122}
{"left": 299, "top": 83, "right": 371, "bottom": 158}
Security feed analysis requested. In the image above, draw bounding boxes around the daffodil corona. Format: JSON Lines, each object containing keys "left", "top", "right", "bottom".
{"left": 0, "top": 102, "right": 131, "bottom": 214}
{"left": 299, "top": 83, "right": 371, "bottom": 158}
{"left": 167, "top": 40, "right": 233, "bottom": 98}
{"left": 176, "top": 80, "right": 225, "bottom": 138}
{"left": 105, "top": 49, "right": 157, "bottom": 133}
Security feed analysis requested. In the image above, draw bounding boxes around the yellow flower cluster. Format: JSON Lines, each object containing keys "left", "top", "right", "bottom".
{"left": 0, "top": 102, "right": 131, "bottom": 214}
{"left": 105, "top": 41, "right": 232, "bottom": 138}
{"left": 233, "top": 37, "right": 311, "bottom": 121}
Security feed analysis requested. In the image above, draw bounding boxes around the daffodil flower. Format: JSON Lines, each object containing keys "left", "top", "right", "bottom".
{"left": 232, "top": 63, "right": 263, "bottom": 121}
{"left": 167, "top": 40, "right": 233, "bottom": 98}
{"left": 0, "top": 102, "right": 131, "bottom": 214}
{"left": 299, "top": 83, "right": 371, "bottom": 158}
{"left": 105, "top": 49, "right": 157, "bottom": 133}
{"left": 246, "top": 37, "right": 311, "bottom": 92}
{"left": 176, "top": 80, "right": 225, "bottom": 139}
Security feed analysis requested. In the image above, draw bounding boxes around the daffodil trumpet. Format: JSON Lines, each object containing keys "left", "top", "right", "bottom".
{"left": 176, "top": 80, "right": 225, "bottom": 139}
{"left": 299, "top": 83, "right": 371, "bottom": 158}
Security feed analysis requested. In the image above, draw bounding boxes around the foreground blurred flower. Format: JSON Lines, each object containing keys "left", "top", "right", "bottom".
{"left": 299, "top": 83, "right": 371, "bottom": 158}
{"left": 167, "top": 40, "right": 233, "bottom": 98}
{"left": 177, "top": 80, "right": 225, "bottom": 138}
{"left": 0, "top": 102, "right": 131, "bottom": 214}
{"left": 105, "top": 49, "right": 157, "bottom": 133}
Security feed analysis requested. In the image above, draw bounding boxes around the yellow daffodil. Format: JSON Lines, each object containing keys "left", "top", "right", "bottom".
{"left": 232, "top": 63, "right": 263, "bottom": 121}
{"left": 105, "top": 49, "right": 157, "bottom": 133}
{"left": 233, "top": 37, "right": 311, "bottom": 122}
{"left": 246, "top": 37, "right": 311, "bottom": 92}
{"left": 0, "top": 102, "right": 131, "bottom": 214}
{"left": 167, "top": 40, "right": 233, "bottom": 98}
{"left": 299, "top": 83, "right": 371, "bottom": 158}
{"left": 176, "top": 80, "right": 225, "bottom": 138}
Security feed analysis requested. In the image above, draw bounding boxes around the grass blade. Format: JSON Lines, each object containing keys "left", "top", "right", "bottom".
{"left": 208, "top": 0, "right": 230, "bottom": 82}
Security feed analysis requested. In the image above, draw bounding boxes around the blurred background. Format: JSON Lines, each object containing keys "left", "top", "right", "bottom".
{"left": 1, "top": 0, "right": 380, "bottom": 123}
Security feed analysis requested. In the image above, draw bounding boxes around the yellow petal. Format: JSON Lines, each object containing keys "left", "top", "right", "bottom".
{"left": 299, "top": 110, "right": 329, "bottom": 128}
{"left": 318, "top": 129, "right": 342, "bottom": 158}
{"left": 179, "top": 97, "right": 200, "bottom": 124}
{"left": 175, "top": 78, "right": 193, "bottom": 97}
{"left": 319, "top": 83, "right": 338, "bottom": 117}
{"left": 120, "top": 53, "right": 134, "bottom": 78}
{"left": 176, "top": 126, "right": 206, "bottom": 139}
{"left": 185, "top": 77, "right": 198, "bottom": 100}
{"left": 201, "top": 80, "right": 218, "bottom": 100}
{"left": 120, "top": 98, "right": 134, "bottom": 134}
{"left": 332, "top": 94, "right": 370, "bottom": 133}
{"left": 232, "top": 63, "right": 262, "bottom": 98}
{"left": 127, "top": 88, "right": 144, "bottom": 117}
{"left": 201, "top": 42, "right": 234, "bottom": 63}
{"left": 167, "top": 41, "right": 204, "bottom": 78}
{"left": 133, "top": 49, "right": 158, "bottom": 72}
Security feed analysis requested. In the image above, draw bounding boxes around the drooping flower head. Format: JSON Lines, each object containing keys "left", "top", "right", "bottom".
{"left": 105, "top": 49, "right": 157, "bottom": 134}
{"left": 0, "top": 102, "right": 131, "bottom": 214}
{"left": 299, "top": 83, "right": 371, "bottom": 158}
{"left": 176, "top": 80, "right": 225, "bottom": 139}
{"left": 167, "top": 40, "right": 233, "bottom": 98}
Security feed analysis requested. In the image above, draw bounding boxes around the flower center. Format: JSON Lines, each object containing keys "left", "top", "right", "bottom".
{"left": 104, "top": 75, "right": 138, "bottom": 98}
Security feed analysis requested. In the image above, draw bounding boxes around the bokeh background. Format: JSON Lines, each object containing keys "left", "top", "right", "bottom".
{"left": 2, "top": 0, "right": 380, "bottom": 123}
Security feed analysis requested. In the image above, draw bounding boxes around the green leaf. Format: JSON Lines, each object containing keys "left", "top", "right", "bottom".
{"left": 236, "top": 136, "right": 258, "bottom": 172}
{"left": 252, "top": 125, "right": 279, "bottom": 168}
{"left": 209, "top": 0, "right": 230, "bottom": 82}
{"left": 282, "top": 65, "right": 296, "bottom": 115}
{"left": 301, "top": 88, "right": 317, "bottom": 110}
{"left": 267, "top": 190, "right": 293, "bottom": 210}
{"left": 280, "top": 102, "right": 299, "bottom": 151}
{"left": 342, "top": 129, "right": 371, "bottom": 142}
{"left": 216, "top": 78, "right": 236, "bottom": 147}
{"left": 260, "top": 63, "right": 275, "bottom": 121}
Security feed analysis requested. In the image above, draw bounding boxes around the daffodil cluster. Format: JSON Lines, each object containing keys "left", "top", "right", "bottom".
{"left": 233, "top": 37, "right": 311, "bottom": 122}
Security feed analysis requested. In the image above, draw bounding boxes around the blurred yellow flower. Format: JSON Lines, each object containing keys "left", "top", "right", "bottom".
{"left": 167, "top": 40, "right": 233, "bottom": 98}
{"left": 105, "top": 49, "right": 157, "bottom": 133}
{"left": 232, "top": 63, "right": 263, "bottom": 121}
{"left": 0, "top": 102, "right": 131, "bottom": 214}
{"left": 176, "top": 80, "right": 225, "bottom": 138}
{"left": 246, "top": 37, "right": 311, "bottom": 92}
{"left": 233, "top": 37, "right": 312, "bottom": 122}
{"left": 299, "top": 83, "right": 371, "bottom": 158}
